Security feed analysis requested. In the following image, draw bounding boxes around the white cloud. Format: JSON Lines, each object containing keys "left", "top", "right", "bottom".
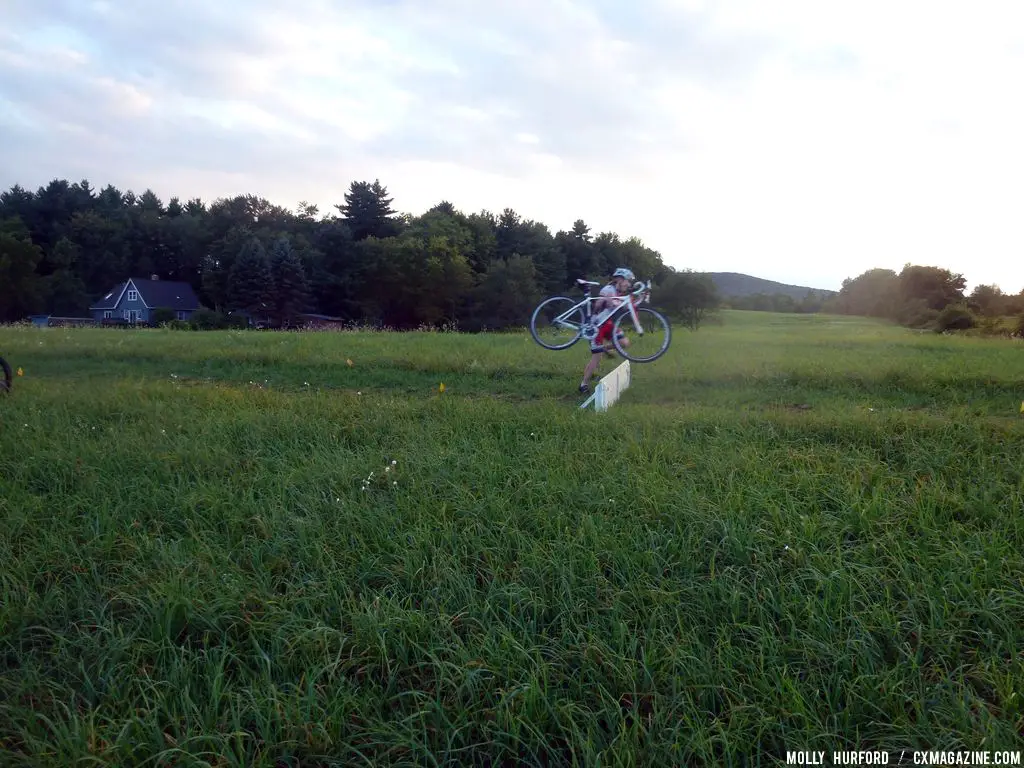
{"left": 1, "top": 0, "right": 1023, "bottom": 291}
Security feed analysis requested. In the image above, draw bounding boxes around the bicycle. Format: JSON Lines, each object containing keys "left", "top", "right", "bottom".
{"left": 529, "top": 278, "right": 672, "bottom": 363}
{"left": 1, "top": 356, "right": 11, "bottom": 394}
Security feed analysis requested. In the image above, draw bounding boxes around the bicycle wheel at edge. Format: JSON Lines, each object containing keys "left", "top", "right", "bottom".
{"left": 0, "top": 357, "right": 11, "bottom": 394}
{"left": 612, "top": 307, "right": 671, "bottom": 362}
{"left": 530, "top": 296, "right": 584, "bottom": 350}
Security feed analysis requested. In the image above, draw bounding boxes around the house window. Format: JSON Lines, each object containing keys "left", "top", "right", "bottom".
{"left": 127, "top": 290, "right": 138, "bottom": 302}
{"left": 103, "top": 311, "right": 112, "bottom": 319}
{"left": 177, "top": 311, "right": 187, "bottom": 321}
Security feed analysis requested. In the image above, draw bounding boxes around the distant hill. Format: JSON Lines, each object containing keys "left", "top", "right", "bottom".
{"left": 704, "top": 272, "right": 838, "bottom": 300}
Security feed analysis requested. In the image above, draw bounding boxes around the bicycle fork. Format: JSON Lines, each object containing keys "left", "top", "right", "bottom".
{"left": 626, "top": 302, "right": 645, "bottom": 335}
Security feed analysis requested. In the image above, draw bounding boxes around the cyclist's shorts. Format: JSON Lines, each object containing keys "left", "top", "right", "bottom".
{"left": 591, "top": 320, "right": 625, "bottom": 352}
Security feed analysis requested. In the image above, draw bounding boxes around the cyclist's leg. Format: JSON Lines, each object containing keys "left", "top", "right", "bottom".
{"left": 603, "top": 325, "right": 628, "bottom": 356}
{"left": 581, "top": 324, "right": 611, "bottom": 391}
{"left": 581, "top": 349, "right": 603, "bottom": 392}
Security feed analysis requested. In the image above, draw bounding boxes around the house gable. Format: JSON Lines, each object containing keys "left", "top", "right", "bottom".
{"left": 117, "top": 279, "right": 149, "bottom": 309}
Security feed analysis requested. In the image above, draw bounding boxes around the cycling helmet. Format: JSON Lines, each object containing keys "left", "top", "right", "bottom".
{"left": 612, "top": 267, "right": 635, "bottom": 281}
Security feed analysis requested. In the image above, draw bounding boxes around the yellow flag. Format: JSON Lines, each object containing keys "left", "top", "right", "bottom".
{"left": 346, "top": 358, "right": 353, "bottom": 367}
{"left": 439, "top": 382, "right": 446, "bottom": 393}
{"left": 17, "top": 368, "right": 23, "bottom": 376}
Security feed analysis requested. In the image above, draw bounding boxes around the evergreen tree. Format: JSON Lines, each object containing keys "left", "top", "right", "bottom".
{"left": 0, "top": 217, "right": 45, "bottom": 321}
{"left": 166, "top": 197, "right": 184, "bottom": 217}
{"left": 44, "top": 237, "right": 90, "bottom": 315}
{"left": 227, "top": 237, "right": 274, "bottom": 318}
{"left": 336, "top": 179, "right": 399, "bottom": 240}
{"left": 269, "top": 235, "right": 311, "bottom": 326}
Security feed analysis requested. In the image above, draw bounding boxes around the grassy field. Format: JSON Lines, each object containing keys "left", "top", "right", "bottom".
{"left": 1, "top": 311, "right": 1023, "bottom": 766}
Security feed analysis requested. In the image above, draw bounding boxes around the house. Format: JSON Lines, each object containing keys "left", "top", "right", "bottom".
{"left": 89, "top": 275, "right": 201, "bottom": 324}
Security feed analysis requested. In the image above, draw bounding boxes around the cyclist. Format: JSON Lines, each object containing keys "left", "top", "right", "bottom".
{"left": 580, "top": 267, "right": 634, "bottom": 394}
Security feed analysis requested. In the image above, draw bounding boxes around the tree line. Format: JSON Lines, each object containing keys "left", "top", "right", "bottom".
{"left": 0, "top": 178, "right": 721, "bottom": 330}
{"left": 829, "top": 266, "right": 1024, "bottom": 334}
{"left": 2, "top": 177, "right": 1020, "bottom": 335}
{"left": 718, "top": 266, "right": 1023, "bottom": 335}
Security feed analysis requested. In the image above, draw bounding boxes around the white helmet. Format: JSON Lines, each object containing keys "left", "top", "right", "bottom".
{"left": 612, "top": 267, "right": 635, "bottom": 281}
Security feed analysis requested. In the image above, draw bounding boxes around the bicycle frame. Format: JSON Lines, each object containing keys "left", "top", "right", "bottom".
{"left": 552, "top": 282, "right": 651, "bottom": 337}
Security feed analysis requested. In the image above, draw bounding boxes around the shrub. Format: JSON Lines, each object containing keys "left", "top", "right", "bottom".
{"left": 190, "top": 308, "right": 227, "bottom": 330}
{"left": 897, "top": 299, "right": 940, "bottom": 329}
{"left": 1014, "top": 314, "right": 1024, "bottom": 339}
{"left": 150, "top": 308, "right": 176, "bottom": 326}
{"left": 969, "top": 315, "right": 1012, "bottom": 338}
{"left": 934, "top": 304, "right": 976, "bottom": 333}
{"left": 225, "top": 313, "right": 249, "bottom": 330}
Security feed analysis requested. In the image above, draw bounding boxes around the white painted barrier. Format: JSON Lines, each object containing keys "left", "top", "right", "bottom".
{"left": 580, "top": 359, "right": 631, "bottom": 412}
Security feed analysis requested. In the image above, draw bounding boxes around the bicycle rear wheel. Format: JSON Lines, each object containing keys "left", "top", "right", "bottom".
{"left": 613, "top": 308, "right": 671, "bottom": 362}
{"left": 0, "top": 356, "right": 11, "bottom": 394}
{"left": 530, "top": 296, "right": 584, "bottom": 350}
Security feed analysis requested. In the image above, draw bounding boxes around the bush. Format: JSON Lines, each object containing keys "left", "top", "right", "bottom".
{"left": 934, "top": 304, "right": 976, "bottom": 332}
{"left": 897, "top": 299, "right": 940, "bottom": 329}
{"left": 169, "top": 320, "right": 192, "bottom": 331}
{"left": 1014, "top": 314, "right": 1024, "bottom": 339}
{"left": 189, "top": 308, "right": 227, "bottom": 330}
{"left": 226, "top": 313, "right": 249, "bottom": 330}
{"left": 150, "top": 308, "right": 176, "bottom": 326}
{"left": 969, "top": 315, "right": 1012, "bottom": 338}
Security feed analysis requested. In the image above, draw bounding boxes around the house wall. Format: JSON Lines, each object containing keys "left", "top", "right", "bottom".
{"left": 92, "top": 303, "right": 148, "bottom": 322}
{"left": 91, "top": 306, "right": 197, "bottom": 324}
{"left": 117, "top": 289, "right": 149, "bottom": 322}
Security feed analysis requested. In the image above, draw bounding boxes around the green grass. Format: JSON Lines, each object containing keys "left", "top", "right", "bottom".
{"left": 1, "top": 311, "right": 1023, "bottom": 766}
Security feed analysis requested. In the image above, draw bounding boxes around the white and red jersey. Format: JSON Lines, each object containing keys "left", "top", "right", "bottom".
{"left": 599, "top": 283, "right": 625, "bottom": 310}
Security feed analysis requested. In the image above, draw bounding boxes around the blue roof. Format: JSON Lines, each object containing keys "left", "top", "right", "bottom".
{"left": 90, "top": 278, "right": 200, "bottom": 311}
{"left": 90, "top": 281, "right": 128, "bottom": 310}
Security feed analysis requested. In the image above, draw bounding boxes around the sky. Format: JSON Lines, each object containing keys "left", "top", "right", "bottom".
{"left": 2, "top": 0, "right": 1023, "bottom": 293}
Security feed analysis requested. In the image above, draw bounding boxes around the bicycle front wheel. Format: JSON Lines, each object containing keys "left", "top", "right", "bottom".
{"left": 530, "top": 297, "right": 583, "bottom": 350}
{"left": 0, "top": 356, "right": 11, "bottom": 394}
{"left": 613, "top": 308, "right": 671, "bottom": 362}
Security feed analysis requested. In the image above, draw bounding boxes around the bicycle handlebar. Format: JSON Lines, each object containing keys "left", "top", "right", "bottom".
{"left": 631, "top": 280, "right": 652, "bottom": 301}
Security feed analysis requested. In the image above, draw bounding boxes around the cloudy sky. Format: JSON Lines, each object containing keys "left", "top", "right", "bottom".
{"left": 2, "top": 0, "right": 1023, "bottom": 292}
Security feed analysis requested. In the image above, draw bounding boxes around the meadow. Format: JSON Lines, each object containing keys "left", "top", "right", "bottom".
{"left": 1, "top": 311, "right": 1023, "bottom": 766}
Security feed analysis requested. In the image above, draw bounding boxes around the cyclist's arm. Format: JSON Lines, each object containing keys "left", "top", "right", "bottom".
{"left": 594, "top": 286, "right": 617, "bottom": 313}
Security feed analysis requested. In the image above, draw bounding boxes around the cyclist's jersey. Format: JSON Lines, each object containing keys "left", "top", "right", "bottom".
{"left": 599, "top": 283, "right": 623, "bottom": 309}
{"left": 591, "top": 284, "right": 627, "bottom": 352}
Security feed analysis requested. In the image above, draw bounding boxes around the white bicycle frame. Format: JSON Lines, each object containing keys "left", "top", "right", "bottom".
{"left": 553, "top": 281, "right": 652, "bottom": 336}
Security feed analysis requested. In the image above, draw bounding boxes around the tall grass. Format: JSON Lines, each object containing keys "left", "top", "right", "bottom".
{"left": 1, "top": 311, "right": 1022, "bottom": 765}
